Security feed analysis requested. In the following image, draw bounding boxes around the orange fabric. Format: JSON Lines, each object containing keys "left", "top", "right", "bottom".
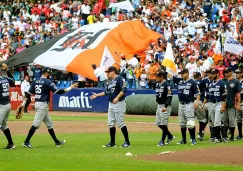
{"left": 66, "top": 20, "right": 161, "bottom": 81}
{"left": 134, "top": 68, "right": 143, "bottom": 79}
{"left": 161, "top": 10, "right": 171, "bottom": 17}
{"left": 148, "top": 65, "right": 158, "bottom": 80}
{"left": 139, "top": 52, "right": 146, "bottom": 64}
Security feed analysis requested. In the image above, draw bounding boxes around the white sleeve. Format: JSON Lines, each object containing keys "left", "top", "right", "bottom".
{"left": 20, "top": 82, "right": 25, "bottom": 96}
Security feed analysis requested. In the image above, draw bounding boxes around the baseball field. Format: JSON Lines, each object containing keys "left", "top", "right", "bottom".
{"left": 0, "top": 111, "right": 243, "bottom": 171}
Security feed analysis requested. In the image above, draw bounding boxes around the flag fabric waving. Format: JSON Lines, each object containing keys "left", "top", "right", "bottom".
{"left": 224, "top": 30, "right": 243, "bottom": 55}
{"left": 6, "top": 20, "right": 161, "bottom": 81}
{"left": 212, "top": 35, "right": 223, "bottom": 64}
{"left": 162, "top": 42, "right": 177, "bottom": 75}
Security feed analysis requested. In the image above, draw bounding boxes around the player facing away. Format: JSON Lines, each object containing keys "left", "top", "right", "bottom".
{"left": 22, "top": 67, "right": 78, "bottom": 148}
{"left": 155, "top": 71, "right": 175, "bottom": 146}
{"left": 0, "top": 63, "right": 15, "bottom": 149}
{"left": 90, "top": 66, "right": 131, "bottom": 148}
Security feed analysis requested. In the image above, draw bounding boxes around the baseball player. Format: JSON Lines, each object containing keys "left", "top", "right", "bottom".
{"left": 170, "top": 68, "right": 200, "bottom": 145}
{"left": 234, "top": 69, "right": 243, "bottom": 140}
{"left": 21, "top": 75, "right": 31, "bottom": 113}
{"left": 90, "top": 66, "right": 130, "bottom": 148}
{"left": 0, "top": 63, "right": 15, "bottom": 149}
{"left": 193, "top": 72, "right": 208, "bottom": 141}
{"left": 222, "top": 67, "right": 241, "bottom": 141}
{"left": 155, "top": 70, "right": 175, "bottom": 146}
{"left": 206, "top": 69, "right": 227, "bottom": 143}
{"left": 22, "top": 67, "right": 78, "bottom": 148}
{"left": 201, "top": 69, "right": 215, "bottom": 141}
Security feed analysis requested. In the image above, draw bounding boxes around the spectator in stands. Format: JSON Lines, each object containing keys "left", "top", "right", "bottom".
{"left": 92, "top": 64, "right": 107, "bottom": 88}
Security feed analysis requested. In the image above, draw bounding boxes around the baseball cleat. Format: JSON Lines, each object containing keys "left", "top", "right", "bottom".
{"left": 165, "top": 136, "right": 175, "bottom": 145}
{"left": 22, "top": 142, "right": 32, "bottom": 148}
{"left": 214, "top": 139, "right": 222, "bottom": 143}
{"left": 157, "top": 140, "right": 165, "bottom": 147}
{"left": 191, "top": 139, "right": 197, "bottom": 145}
{"left": 197, "top": 132, "right": 204, "bottom": 141}
{"left": 3, "top": 144, "right": 16, "bottom": 150}
{"left": 229, "top": 137, "right": 234, "bottom": 141}
{"left": 221, "top": 138, "right": 228, "bottom": 143}
{"left": 236, "top": 135, "right": 242, "bottom": 140}
{"left": 56, "top": 140, "right": 66, "bottom": 147}
{"left": 176, "top": 140, "right": 187, "bottom": 145}
{"left": 102, "top": 142, "right": 116, "bottom": 148}
{"left": 208, "top": 138, "right": 215, "bottom": 142}
{"left": 120, "top": 141, "right": 131, "bottom": 148}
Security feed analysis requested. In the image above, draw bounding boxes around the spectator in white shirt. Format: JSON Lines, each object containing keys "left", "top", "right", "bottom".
{"left": 81, "top": 1, "right": 91, "bottom": 24}
{"left": 185, "top": 57, "right": 197, "bottom": 78}
{"left": 92, "top": 64, "right": 107, "bottom": 88}
{"left": 21, "top": 75, "right": 31, "bottom": 113}
{"left": 31, "top": 12, "right": 40, "bottom": 22}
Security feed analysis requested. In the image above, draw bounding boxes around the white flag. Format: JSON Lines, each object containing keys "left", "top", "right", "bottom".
{"left": 100, "top": 46, "right": 115, "bottom": 70}
{"left": 224, "top": 31, "right": 243, "bottom": 55}
{"left": 162, "top": 42, "right": 177, "bottom": 75}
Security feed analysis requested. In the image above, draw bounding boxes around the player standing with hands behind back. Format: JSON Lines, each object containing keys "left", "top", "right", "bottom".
{"left": 0, "top": 63, "right": 15, "bottom": 149}
{"left": 90, "top": 66, "right": 131, "bottom": 148}
{"left": 22, "top": 67, "right": 78, "bottom": 148}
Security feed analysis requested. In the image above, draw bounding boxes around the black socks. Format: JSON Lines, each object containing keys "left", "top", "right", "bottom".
{"left": 3, "top": 128, "right": 13, "bottom": 145}
{"left": 237, "top": 122, "right": 242, "bottom": 137}
{"left": 25, "top": 126, "right": 37, "bottom": 143}
{"left": 199, "top": 122, "right": 207, "bottom": 134}
{"left": 121, "top": 126, "right": 130, "bottom": 144}
{"left": 109, "top": 127, "right": 116, "bottom": 144}
{"left": 48, "top": 128, "right": 59, "bottom": 144}
{"left": 188, "top": 127, "right": 196, "bottom": 140}
{"left": 181, "top": 127, "right": 186, "bottom": 141}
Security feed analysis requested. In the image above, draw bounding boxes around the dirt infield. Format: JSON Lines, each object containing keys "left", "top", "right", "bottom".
{"left": 9, "top": 111, "right": 181, "bottom": 134}
{"left": 139, "top": 146, "right": 243, "bottom": 166}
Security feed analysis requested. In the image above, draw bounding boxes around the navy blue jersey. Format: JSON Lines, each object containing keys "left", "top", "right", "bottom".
{"left": 208, "top": 80, "right": 227, "bottom": 102}
{"left": 223, "top": 78, "right": 241, "bottom": 108}
{"left": 0, "top": 76, "right": 14, "bottom": 105}
{"left": 28, "top": 77, "right": 59, "bottom": 103}
{"left": 240, "top": 79, "right": 243, "bottom": 101}
{"left": 105, "top": 76, "right": 127, "bottom": 102}
{"left": 155, "top": 80, "right": 172, "bottom": 104}
{"left": 196, "top": 78, "right": 209, "bottom": 101}
{"left": 173, "top": 76, "right": 200, "bottom": 103}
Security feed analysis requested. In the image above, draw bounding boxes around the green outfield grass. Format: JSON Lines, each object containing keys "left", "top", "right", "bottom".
{"left": 1, "top": 114, "right": 242, "bottom": 171}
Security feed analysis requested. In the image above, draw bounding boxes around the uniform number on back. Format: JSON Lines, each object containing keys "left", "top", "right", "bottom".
{"left": 35, "top": 85, "right": 42, "bottom": 94}
{"left": 2, "top": 83, "right": 9, "bottom": 92}
{"left": 183, "top": 89, "right": 189, "bottom": 95}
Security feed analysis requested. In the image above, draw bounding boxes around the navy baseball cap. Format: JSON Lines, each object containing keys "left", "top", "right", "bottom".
{"left": 234, "top": 68, "right": 243, "bottom": 73}
{"left": 42, "top": 67, "right": 52, "bottom": 73}
{"left": 211, "top": 69, "right": 219, "bottom": 74}
{"left": 224, "top": 67, "right": 233, "bottom": 73}
{"left": 157, "top": 71, "right": 166, "bottom": 77}
{"left": 105, "top": 66, "right": 118, "bottom": 73}
{"left": 178, "top": 68, "right": 189, "bottom": 74}
{"left": 193, "top": 72, "right": 201, "bottom": 77}
{"left": 205, "top": 68, "right": 212, "bottom": 74}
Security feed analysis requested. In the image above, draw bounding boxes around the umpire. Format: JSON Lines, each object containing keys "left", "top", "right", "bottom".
{"left": 170, "top": 68, "right": 200, "bottom": 145}
{"left": 22, "top": 67, "right": 78, "bottom": 148}
{"left": 0, "top": 63, "right": 15, "bottom": 149}
{"left": 222, "top": 67, "right": 241, "bottom": 141}
{"left": 90, "top": 66, "right": 131, "bottom": 148}
{"left": 235, "top": 68, "right": 243, "bottom": 140}
{"left": 155, "top": 71, "right": 174, "bottom": 146}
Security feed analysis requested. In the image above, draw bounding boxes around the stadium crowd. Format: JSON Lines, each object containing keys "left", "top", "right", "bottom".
{"left": 1, "top": 0, "right": 243, "bottom": 89}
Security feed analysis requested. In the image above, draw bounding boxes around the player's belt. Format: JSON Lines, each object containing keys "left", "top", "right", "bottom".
{"left": 180, "top": 101, "right": 191, "bottom": 105}
{"left": 210, "top": 101, "right": 221, "bottom": 103}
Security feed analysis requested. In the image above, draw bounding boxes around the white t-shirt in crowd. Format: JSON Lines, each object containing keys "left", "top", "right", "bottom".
{"left": 140, "top": 73, "right": 147, "bottom": 87}
{"left": 185, "top": 62, "right": 197, "bottom": 77}
{"left": 94, "top": 67, "right": 107, "bottom": 81}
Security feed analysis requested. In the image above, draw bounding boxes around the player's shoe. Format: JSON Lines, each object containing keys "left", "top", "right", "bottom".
{"left": 197, "top": 132, "right": 204, "bottom": 141}
{"left": 157, "top": 140, "right": 165, "bottom": 147}
{"left": 102, "top": 142, "right": 116, "bottom": 148}
{"left": 209, "top": 138, "right": 215, "bottom": 142}
{"left": 56, "top": 140, "right": 66, "bottom": 147}
{"left": 191, "top": 139, "right": 197, "bottom": 145}
{"left": 22, "top": 142, "right": 32, "bottom": 148}
{"left": 229, "top": 137, "right": 234, "bottom": 141}
{"left": 176, "top": 140, "right": 187, "bottom": 145}
{"left": 120, "top": 141, "right": 131, "bottom": 148}
{"left": 221, "top": 138, "right": 228, "bottom": 143}
{"left": 3, "top": 144, "right": 16, "bottom": 150}
{"left": 214, "top": 139, "right": 222, "bottom": 143}
{"left": 236, "top": 135, "right": 242, "bottom": 140}
{"left": 165, "top": 136, "right": 175, "bottom": 145}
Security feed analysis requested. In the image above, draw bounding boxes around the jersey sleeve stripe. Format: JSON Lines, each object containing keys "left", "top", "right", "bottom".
{"left": 54, "top": 89, "right": 60, "bottom": 94}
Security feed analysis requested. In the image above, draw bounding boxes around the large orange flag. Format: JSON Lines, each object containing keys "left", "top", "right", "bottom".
{"left": 33, "top": 20, "right": 161, "bottom": 80}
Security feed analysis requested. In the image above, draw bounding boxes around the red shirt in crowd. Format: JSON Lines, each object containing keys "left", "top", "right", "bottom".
{"left": 215, "top": 65, "right": 225, "bottom": 79}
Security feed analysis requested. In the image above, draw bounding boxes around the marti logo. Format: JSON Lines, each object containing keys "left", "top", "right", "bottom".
{"left": 58, "top": 92, "right": 92, "bottom": 108}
